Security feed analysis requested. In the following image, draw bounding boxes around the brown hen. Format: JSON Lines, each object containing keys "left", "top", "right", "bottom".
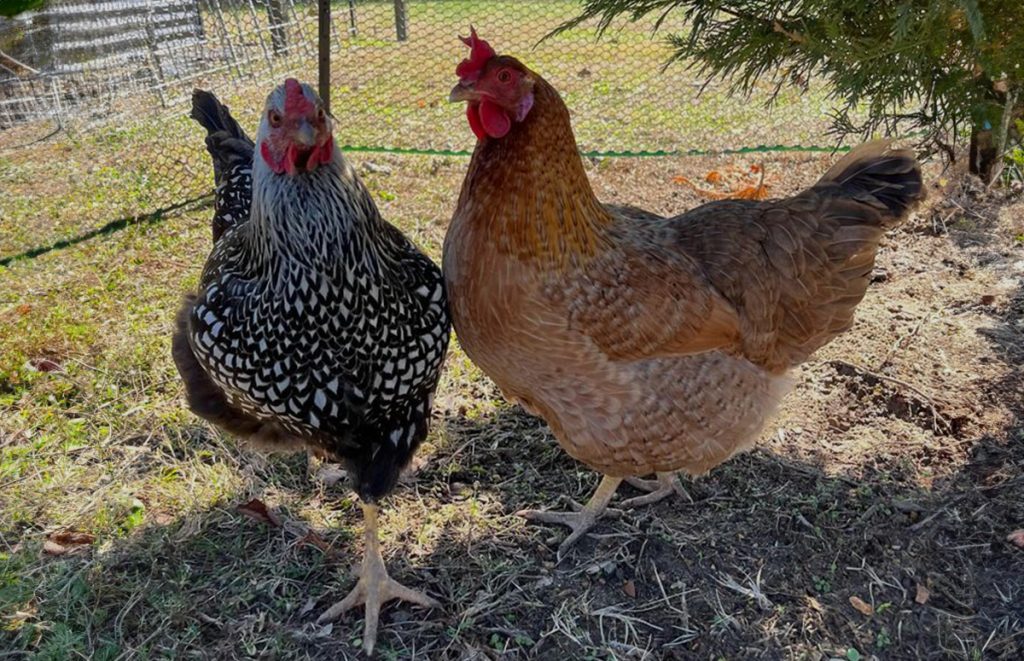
{"left": 444, "top": 31, "right": 925, "bottom": 559}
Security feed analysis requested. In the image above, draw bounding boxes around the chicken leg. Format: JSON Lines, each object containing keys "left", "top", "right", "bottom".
{"left": 317, "top": 502, "right": 439, "bottom": 654}
{"left": 518, "top": 475, "right": 623, "bottom": 561}
{"left": 620, "top": 472, "right": 692, "bottom": 508}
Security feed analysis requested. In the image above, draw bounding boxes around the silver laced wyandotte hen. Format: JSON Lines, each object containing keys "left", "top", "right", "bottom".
{"left": 443, "top": 31, "right": 926, "bottom": 560}
{"left": 173, "top": 79, "right": 450, "bottom": 653}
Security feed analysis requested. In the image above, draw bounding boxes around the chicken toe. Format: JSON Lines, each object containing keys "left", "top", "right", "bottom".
{"left": 517, "top": 475, "right": 622, "bottom": 561}
{"left": 620, "top": 472, "right": 692, "bottom": 508}
{"left": 317, "top": 503, "right": 439, "bottom": 654}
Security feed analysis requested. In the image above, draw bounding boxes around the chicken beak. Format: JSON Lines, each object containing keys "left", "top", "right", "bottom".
{"left": 449, "top": 82, "right": 477, "bottom": 103}
{"left": 293, "top": 118, "right": 317, "bottom": 148}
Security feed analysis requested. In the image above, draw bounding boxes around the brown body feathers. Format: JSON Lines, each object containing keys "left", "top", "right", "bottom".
{"left": 445, "top": 64, "right": 924, "bottom": 477}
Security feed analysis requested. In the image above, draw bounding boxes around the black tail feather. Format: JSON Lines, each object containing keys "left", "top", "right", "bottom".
{"left": 190, "top": 89, "right": 248, "bottom": 141}
{"left": 818, "top": 140, "right": 925, "bottom": 222}
{"left": 190, "top": 89, "right": 254, "bottom": 243}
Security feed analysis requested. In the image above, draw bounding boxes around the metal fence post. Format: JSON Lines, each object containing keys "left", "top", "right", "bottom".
{"left": 266, "top": 0, "right": 288, "bottom": 56}
{"left": 393, "top": 0, "right": 407, "bottom": 41}
{"left": 347, "top": 0, "right": 358, "bottom": 38}
{"left": 318, "top": 0, "right": 330, "bottom": 112}
{"left": 143, "top": 2, "right": 168, "bottom": 107}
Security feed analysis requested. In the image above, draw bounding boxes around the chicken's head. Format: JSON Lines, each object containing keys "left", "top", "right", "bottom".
{"left": 257, "top": 78, "right": 334, "bottom": 175}
{"left": 450, "top": 28, "right": 535, "bottom": 141}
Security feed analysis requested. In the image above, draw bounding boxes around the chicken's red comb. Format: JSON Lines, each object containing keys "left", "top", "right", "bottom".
{"left": 284, "top": 78, "right": 314, "bottom": 116}
{"left": 456, "top": 27, "right": 495, "bottom": 83}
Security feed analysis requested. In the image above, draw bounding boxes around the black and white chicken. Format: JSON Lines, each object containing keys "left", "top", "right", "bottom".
{"left": 172, "top": 79, "right": 450, "bottom": 653}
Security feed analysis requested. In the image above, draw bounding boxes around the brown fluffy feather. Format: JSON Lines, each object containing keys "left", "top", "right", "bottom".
{"left": 445, "top": 59, "right": 924, "bottom": 477}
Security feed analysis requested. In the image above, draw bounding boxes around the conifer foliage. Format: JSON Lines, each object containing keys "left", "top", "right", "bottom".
{"left": 561, "top": 0, "right": 1023, "bottom": 180}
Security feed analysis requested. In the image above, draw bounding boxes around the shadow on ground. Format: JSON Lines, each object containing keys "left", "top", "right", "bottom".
{"left": 6, "top": 373, "right": 1020, "bottom": 660}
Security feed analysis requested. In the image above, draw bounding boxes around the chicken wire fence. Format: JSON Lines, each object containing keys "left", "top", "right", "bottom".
{"left": 0, "top": 0, "right": 847, "bottom": 261}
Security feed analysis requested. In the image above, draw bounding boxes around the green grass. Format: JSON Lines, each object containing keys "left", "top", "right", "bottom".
{"left": 3, "top": 149, "right": 1023, "bottom": 658}
{"left": 1, "top": 2, "right": 1021, "bottom": 658}
{"left": 1, "top": 0, "right": 845, "bottom": 259}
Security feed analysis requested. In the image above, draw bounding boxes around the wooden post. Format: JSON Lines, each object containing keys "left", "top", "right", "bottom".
{"left": 318, "top": 0, "right": 330, "bottom": 112}
{"left": 266, "top": 0, "right": 288, "bottom": 56}
{"left": 393, "top": 0, "right": 408, "bottom": 41}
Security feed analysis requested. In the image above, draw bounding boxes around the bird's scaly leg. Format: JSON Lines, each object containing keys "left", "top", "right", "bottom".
{"left": 317, "top": 502, "right": 438, "bottom": 654}
{"left": 518, "top": 474, "right": 623, "bottom": 561}
{"left": 620, "top": 471, "right": 692, "bottom": 508}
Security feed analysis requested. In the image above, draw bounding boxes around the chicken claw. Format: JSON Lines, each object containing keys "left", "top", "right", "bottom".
{"left": 317, "top": 503, "right": 438, "bottom": 654}
{"left": 620, "top": 472, "right": 692, "bottom": 508}
{"left": 517, "top": 475, "right": 622, "bottom": 561}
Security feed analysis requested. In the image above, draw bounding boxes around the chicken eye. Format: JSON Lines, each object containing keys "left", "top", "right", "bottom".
{"left": 268, "top": 110, "right": 282, "bottom": 127}
{"left": 497, "top": 70, "right": 512, "bottom": 84}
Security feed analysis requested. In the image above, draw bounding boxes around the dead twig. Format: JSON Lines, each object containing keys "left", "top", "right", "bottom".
{"left": 908, "top": 494, "right": 967, "bottom": 533}
{"left": 876, "top": 313, "right": 932, "bottom": 372}
{"left": 831, "top": 359, "right": 952, "bottom": 434}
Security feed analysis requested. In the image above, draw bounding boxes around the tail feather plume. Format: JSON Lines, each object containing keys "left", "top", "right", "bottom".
{"left": 818, "top": 140, "right": 925, "bottom": 223}
{"left": 190, "top": 89, "right": 254, "bottom": 243}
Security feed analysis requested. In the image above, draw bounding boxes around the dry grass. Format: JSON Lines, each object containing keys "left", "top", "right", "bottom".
{"left": 0, "top": 0, "right": 846, "bottom": 260}
{"left": 2, "top": 143, "right": 1022, "bottom": 659}
{"left": 0, "top": 9, "right": 1021, "bottom": 654}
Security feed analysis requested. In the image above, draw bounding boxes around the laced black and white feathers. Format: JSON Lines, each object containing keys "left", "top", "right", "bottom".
{"left": 174, "top": 85, "right": 450, "bottom": 501}
{"left": 190, "top": 90, "right": 253, "bottom": 242}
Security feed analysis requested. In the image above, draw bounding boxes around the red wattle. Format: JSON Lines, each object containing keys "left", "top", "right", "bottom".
{"left": 466, "top": 103, "right": 486, "bottom": 141}
{"left": 312, "top": 135, "right": 334, "bottom": 168}
{"left": 479, "top": 99, "right": 511, "bottom": 138}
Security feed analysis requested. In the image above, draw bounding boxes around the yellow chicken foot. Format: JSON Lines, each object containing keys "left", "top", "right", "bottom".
{"left": 518, "top": 474, "right": 623, "bottom": 561}
{"left": 317, "top": 502, "right": 439, "bottom": 654}
{"left": 620, "top": 472, "right": 692, "bottom": 508}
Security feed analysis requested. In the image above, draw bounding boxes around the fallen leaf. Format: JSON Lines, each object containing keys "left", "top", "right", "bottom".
{"left": 297, "top": 530, "right": 336, "bottom": 558}
{"left": 893, "top": 499, "right": 925, "bottom": 513}
{"left": 732, "top": 184, "right": 771, "bottom": 200}
{"left": 980, "top": 294, "right": 996, "bottom": 305}
{"left": 622, "top": 579, "right": 636, "bottom": 598}
{"left": 15, "top": 304, "right": 31, "bottom": 315}
{"left": 915, "top": 584, "right": 931, "bottom": 604}
{"left": 1007, "top": 529, "right": 1024, "bottom": 549}
{"left": 299, "top": 596, "right": 318, "bottom": 616}
{"left": 49, "top": 530, "right": 95, "bottom": 546}
{"left": 42, "top": 540, "right": 67, "bottom": 555}
{"left": 30, "top": 357, "right": 61, "bottom": 372}
{"left": 313, "top": 464, "right": 347, "bottom": 487}
{"left": 672, "top": 176, "right": 731, "bottom": 199}
{"left": 236, "top": 499, "right": 282, "bottom": 527}
{"left": 849, "top": 595, "right": 874, "bottom": 616}
{"left": 705, "top": 170, "right": 722, "bottom": 184}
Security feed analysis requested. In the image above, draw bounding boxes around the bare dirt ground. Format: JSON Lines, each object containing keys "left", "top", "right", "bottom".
{"left": 2, "top": 150, "right": 1022, "bottom": 659}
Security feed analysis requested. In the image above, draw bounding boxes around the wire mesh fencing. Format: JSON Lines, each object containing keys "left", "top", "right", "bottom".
{"left": 0, "top": 0, "right": 849, "bottom": 261}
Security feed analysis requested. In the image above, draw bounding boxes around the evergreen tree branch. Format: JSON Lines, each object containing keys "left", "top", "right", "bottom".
{"left": 555, "top": 0, "right": 1024, "bottom": 178}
